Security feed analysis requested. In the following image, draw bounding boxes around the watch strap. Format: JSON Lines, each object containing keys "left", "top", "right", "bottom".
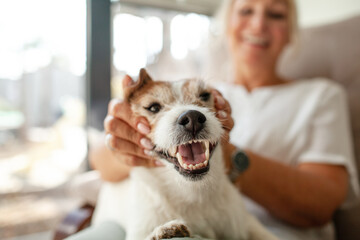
{"left": 228, "top": 149, "right": 250, "bottom": 182}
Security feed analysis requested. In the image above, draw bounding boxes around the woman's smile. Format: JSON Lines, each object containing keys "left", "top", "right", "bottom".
{"left": 227, "top": 0, "right": 290, "bottom": 66}
{"left": 242, "top": 33, "right": 270, "bottom": 48}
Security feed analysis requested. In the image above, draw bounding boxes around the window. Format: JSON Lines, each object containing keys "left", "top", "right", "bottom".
{"left": 170, "top": 13, "right": 210, "bottom": 60}
{"left": 0, "top": 0, "right": 87, "bottom": 194}
{"left": 0, "top": 1, "right": 214, "bottom": 237}
{"left": 111, "top": 4, "right": 212, "bottom": 98}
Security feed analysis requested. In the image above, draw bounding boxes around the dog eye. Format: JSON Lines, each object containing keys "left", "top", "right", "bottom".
{"left": 199, "top": 92, "right": 211, "bottom": 102}
{"left": 145, "top": 103, "right": 162, "bottom": 113}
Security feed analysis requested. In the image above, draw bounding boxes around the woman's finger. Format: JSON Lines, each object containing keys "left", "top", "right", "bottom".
{"left": 104, "top": 134, "right": 163, "bottom": 168}
{"left": 115, "top": 153, "right": 161, "bottom": 168}
{"left": 212, "top": 89, "right": 232, "bottom": 114}
{"left": 108, "top": 99, "right": 151, "bottom": 136}
{"left": 104, "top": 116, "right": 154, "bottom": 149}
{"left": 106, "top": 134, "right": 153, "bottom": 159}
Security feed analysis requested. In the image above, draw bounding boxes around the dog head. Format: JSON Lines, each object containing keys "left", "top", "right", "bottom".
{"left": 124, "top": 69, "right": 224, "bottom": 181}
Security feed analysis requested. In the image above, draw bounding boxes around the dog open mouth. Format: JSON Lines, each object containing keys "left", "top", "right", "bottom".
{"left": 156, "top": 139, "right": 217, "bottom": 179}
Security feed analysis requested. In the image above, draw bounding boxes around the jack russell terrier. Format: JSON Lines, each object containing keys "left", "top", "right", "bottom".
{"left": 93, "top": 69, "right": 278, "bottom": 240}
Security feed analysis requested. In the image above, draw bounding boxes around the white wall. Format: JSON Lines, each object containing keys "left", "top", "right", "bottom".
{"left": 296, "top": 0, "right": 360, "bottom": 27}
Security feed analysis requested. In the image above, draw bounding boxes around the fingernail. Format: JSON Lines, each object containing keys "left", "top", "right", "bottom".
{"left": 108, "top": 100, "right": 120, "bottom": 113}
{"left": 218, "top": 110, "right": 227, "bottom": 118}
{"left": 154, "top": 160, "right": 164, "bottom": 167}
{"left": 140, "top": 138, "right": 154, "bottom": 150}
{"left": 137, "top": 122, "right": 150, "bottom": 135}
{"left": 105, "top": 134, "right": 114, "bottom": 150}
{"left": 144, "top": 149, "right": 153, "bottom": 156}
{"left": 215, "top": 96, "right": 225, "bottom": 107}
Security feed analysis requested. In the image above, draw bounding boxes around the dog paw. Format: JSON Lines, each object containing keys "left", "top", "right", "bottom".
{"left": 148, "top": 220, "right": 191, "bottom": 240}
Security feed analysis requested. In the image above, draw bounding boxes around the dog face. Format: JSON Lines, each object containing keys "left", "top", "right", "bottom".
{"left": 125, "top": 69, "right": 224, "bottom": 180}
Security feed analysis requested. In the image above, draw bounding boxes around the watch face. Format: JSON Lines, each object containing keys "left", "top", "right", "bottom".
{"left": 233, "top": 151, "right": 249, "bottom": 173}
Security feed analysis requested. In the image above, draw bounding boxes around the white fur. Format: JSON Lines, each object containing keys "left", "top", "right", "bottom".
{"left": 153, "top": 104, "right": 223, "bottom": 150}
{"left": 93, "top": 91, "right": 279, "bottom": 240}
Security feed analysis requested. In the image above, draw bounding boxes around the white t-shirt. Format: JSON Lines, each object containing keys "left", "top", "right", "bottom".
{"left": 215, "top": 78, "right": 359, "bottom": 240}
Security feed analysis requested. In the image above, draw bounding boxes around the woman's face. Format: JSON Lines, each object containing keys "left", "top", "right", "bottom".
{"left": 227, "top": 0, "right": 291, "bottom": 67}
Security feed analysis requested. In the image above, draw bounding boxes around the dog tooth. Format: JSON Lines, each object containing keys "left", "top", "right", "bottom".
{"left": 176, "top": 152, "right": 184, "bottom": 166}
{"left": 169, "top": 146, "right": 177, "bottom": 156}
{"left": 189, "top": 164, "right": 194, "bottom": 170}
{"left": 195, "top": 163, "right": 203, "bottom": 169}
{"left": 205, "top": 141, "right": 209, "bottom": 150}
{"left": 204, "top": 160, "right": 208, "bottom": 166}
{"left": 205, "top": 147, "right": 209, "bottom": 161}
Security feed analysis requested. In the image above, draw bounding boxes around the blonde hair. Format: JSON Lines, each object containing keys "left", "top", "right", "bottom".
{"left": 215, "top": 0, "right": 298, "bottom": 43}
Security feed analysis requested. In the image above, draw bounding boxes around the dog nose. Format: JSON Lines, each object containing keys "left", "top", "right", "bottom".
{"left": 177, "top": 110, "right": 206, "bottom": 135}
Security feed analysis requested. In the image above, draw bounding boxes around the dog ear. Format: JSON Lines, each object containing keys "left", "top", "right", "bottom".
{"left": 124, "top": 68, "right": 153, "bottom": 102}
{"left": 138, "top": 68, "right": 153, "bottom": 84}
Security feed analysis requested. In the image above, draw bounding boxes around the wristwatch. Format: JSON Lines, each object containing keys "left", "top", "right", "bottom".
{"left": 228, "top": 149, "right": 250, "bottom": 183}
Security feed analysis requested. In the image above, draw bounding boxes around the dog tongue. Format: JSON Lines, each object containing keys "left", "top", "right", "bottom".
{"left": 178, "top": 142, "right": 206, "bottom": 164}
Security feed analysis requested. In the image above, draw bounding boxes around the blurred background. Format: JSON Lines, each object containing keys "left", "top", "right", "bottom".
{"left": 0, "top": 0, "right": 359, "bottom": 239}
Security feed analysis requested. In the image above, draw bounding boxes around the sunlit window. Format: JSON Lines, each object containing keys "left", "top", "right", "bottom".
{"left": 0, "top": 0, "right": 86, "bottom": 79}
{"left": 111, "top": 9, "right": 211, "bottom": 89}
{"left": 170, "top": 13, "right": 210, "bottom": 60}
{"left": 0, "top": 0, "right": 87, "bottom": 194}
{"left": 113, "top": 14, "right": 163, "bottom": 76}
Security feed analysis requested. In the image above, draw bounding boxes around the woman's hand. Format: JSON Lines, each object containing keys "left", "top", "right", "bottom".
{"left": 89, "top": 75, "right": 160, "bottom": 182}
{"left": 212, "top": 89, "right": 234, "bottom": 141}
{"left": 212, "top": 89, "right": 235, "bottom": 171}
{"left": 104, "top": 75, "right": 162, "bottom": 168}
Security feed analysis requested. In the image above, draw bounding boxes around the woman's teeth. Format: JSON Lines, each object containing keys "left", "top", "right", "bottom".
{"left": 243, "top": 35, "right": 269, "bottom": 46}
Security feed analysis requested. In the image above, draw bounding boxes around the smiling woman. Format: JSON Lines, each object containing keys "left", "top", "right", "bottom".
{"left": 96, "top": 1, "right": 359, "bottom": 240}
{"left": 222, "top": 0, "right": 296, "bottom": 89}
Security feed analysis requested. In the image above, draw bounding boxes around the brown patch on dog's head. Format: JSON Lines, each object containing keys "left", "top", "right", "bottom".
{"left": 181, "top": 79, "right": 215, "bottom": 111}
{"left": 124, "top": 68, "right": 153, "bottom": 103}
{"left": 122, "top": 68, "right": 174, "bottom": 132}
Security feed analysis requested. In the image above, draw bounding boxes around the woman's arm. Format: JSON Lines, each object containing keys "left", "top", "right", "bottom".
{"left": 224, "top": 143, "right": 349, "bottom": 227}
{"left": 89, "top": 142, "right": 132, "bottom": 182}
